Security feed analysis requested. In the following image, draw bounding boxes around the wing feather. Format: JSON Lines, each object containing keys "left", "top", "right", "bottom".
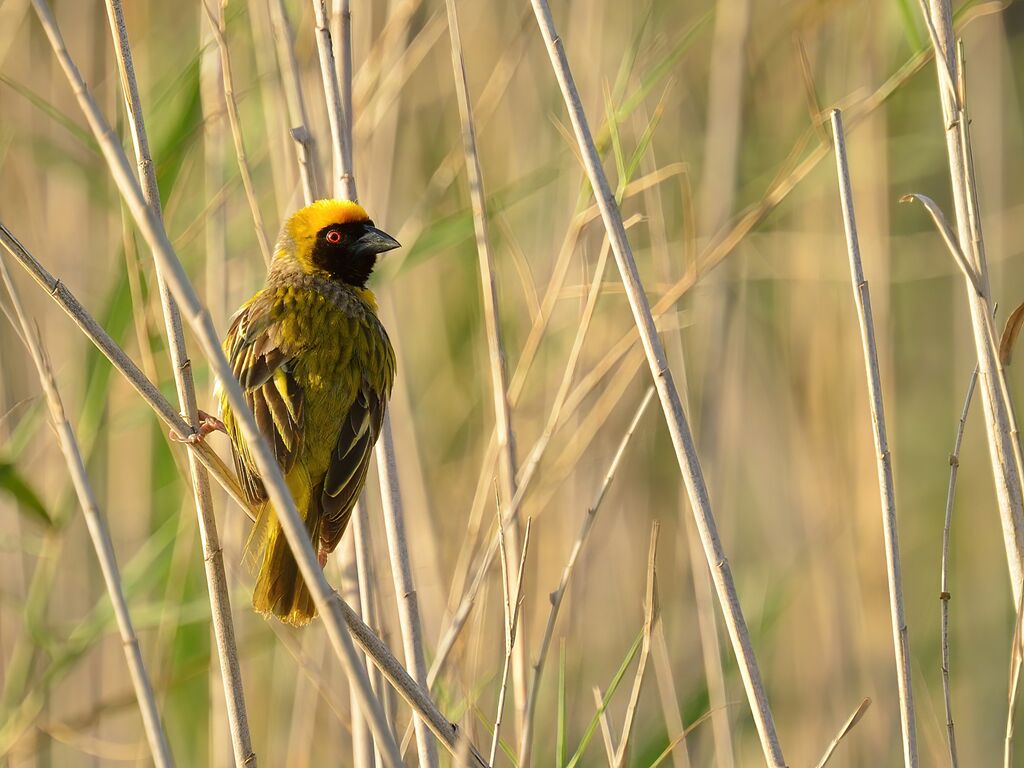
{"left": 221, "top": 293, "right": 304, "bottom": 505}
{"left": 319, "top": 380, "right": 386, "bottom": 553}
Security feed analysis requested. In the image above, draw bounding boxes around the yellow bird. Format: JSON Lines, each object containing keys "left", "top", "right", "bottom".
{"left": 216, "top": 199, "right": 398, "bottom": 626}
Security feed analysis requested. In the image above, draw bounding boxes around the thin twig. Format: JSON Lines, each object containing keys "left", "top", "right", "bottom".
{"left": 650, "top": 618, "right": 691, "bottom": 768}
{"left": 27, "top": 3, "right": 482, "bottom": 763}
{"left": 613, "top": 522, "right": 660, "bottom": 768}
{"left": 491, "top": 516, "right": 531, "bottom": 766}
{"left": 311, "top": 0, "right": 354, "bottom": 199}
{"left": 592, "top": 687, "right": 616, "bottom": 764}
{"left": 527, "top": 2, "right": 785, "bottom": 764}
{"left": 349, "top": 501, "right": 382, "bottom": 765}
{"left": 376, "top": 413, "right": 439, "bottom": 768}
{"left": 941, "top": 365, "right": 977, "bottom": 768}
{"left": 831, "top": 108, "right": 917, "bottom": 767}
{"left": 268, "top": 0, "right": 321, "bottom": 203}
{"left": 103, "top": 3, "right": 255, "bottom": 763}
{"left": 519, "top": 387, "right": 654, "bottom": 766}
{"left": 814, "top": 698, "right": 872, "bottom": 768}
{"left": 200, "top": 0, "right": 272, "bottom": 265}
{"left": 0, "top": 223, "right": 254, "bottom": 519}
{"left": 0, "top": 259, "right": 173, "bottom": 768}
{"left": 897, "top": 194, "right": 983, "bottom": 296}
{"left": 920, "top": 0, "right": 1024, "bottom": 607}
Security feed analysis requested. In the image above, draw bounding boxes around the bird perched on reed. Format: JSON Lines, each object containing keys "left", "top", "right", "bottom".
{"left": 214, "top": 199, "right": 399, "bottom": 626}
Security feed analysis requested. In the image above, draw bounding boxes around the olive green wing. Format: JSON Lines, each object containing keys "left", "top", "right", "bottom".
{"left": 221, "top": 292, "right": 305, "bottom": 505}
{"left": 319, "top": 327, "right": 395, "bottom": 554}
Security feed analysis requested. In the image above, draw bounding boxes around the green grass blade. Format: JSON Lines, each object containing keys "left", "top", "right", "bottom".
{"left": 565, "top": 630, "right": 644, "bottom": 768}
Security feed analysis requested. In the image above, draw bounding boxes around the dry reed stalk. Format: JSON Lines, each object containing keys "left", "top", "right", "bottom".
{"left": 0, "top": 259, "right": 173, "bottom": 768}
{"left": 322, "top": 2, "right": 439, "bottom": 762}
{"left": 527, "top": 2, "right": 785, "bottom": 763}
{"left": 422, "top": 216, "right": 639, "bottom": 716}
{"left": 338, "top": 533, "right": 374, "bottom": 767}
{"left": 814, "top": 698, "right": 872, "bottom": 768}
{"left": 511, "top": 229, "right": 613, "bottom": 513}
{"left": 0, "top": 223, "right": 254, "bottom": 519}
{"left": 201, "top": 0, "right": 272, "bottom": 265}
{"left": 557, "top": 45, "right": 948, "bottom": 435}
{"left": 830, "top": 108, "right": 916, "bottom": 768}
{"left": 649, "top": 624, "right": 691, "bottom": 768}
{"left": 284, "top": 632, "right": 326, "bottom": 766}
{"left": 426, "top": 175, "right": 681, "bottom": 700}
{"left": 491, "top": 516, "right": 531, "bottom": 766}
{"left": 941, "top": 366, "right": 977, "bottom": 768}
{"left": 310, "top": 0, "right": 354, "bottom": 200}
{"left": 920, "top": 0, "right": 1024, "bottom": 605}
{"left": 26, "top": 3, "right": 471, "bottom": 762}
{"left": 640, "top": 133, "right": 711, "bottom": 768}
{"left": 268, "top": 0, "right": 321, "bottom": 203}
{"left": 592, "top": 687, "right": 616, "bottom": 762}
{"left": 440, "top": 167, "right": 680, "bottom": 608}
{"left": 351, "top": 499, "right": 388, "bottom": 760}
{"left": 443, "top": 1, "right": 528, "bottom": 742}
{"left": 247, "top": 0, "right": 292, "bottom": 218}
{"left": 199, "top": 6, "right": 229, "bottom": 329}
{"left": 102, "top": 3, "right": 255, "bottom": 763}
{"left": 353, "top": 13, "right": 446, "bottom": 143}
{"left": 518, "top": 387, "right": 653, "bottom": 766}
{"left": 336, "top": 0, "right": 354, "bottom": 192}
{"left": 613, "top": 522, "right": 660, "bottom": 768}
{"left": 375, "top": 414, "right": 438, "bottom": 768}
{"left": 1008, "top": 589, "right": 1024, "bottom": 767}
{"left": 349, "top": 0, "right": 421, "bottom": 107}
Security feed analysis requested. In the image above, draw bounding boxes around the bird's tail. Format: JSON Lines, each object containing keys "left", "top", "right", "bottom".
{"left": 250, "top": 471, "right": 322, "bottom": 627}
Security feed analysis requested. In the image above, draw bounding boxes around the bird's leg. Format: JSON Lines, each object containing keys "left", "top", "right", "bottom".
{"left": 170, "top": 409, "right": 227, "bottom": 445}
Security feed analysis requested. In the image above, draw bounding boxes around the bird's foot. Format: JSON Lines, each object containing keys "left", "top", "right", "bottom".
{"left": 170, "top": 410, "right": 227, "bottom": 445}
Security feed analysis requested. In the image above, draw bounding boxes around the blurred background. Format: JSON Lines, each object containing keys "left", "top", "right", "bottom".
{"left": 2, "top": 0, "right": 1024, "bottom": 765}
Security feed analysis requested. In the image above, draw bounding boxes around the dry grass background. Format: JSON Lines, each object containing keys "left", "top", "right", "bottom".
{"left": 3, "top": 0, "right": 1024, "bottom": 765}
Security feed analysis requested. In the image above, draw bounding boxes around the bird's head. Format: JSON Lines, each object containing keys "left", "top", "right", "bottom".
{"left": 275, "top": 199, "right": 400, "bottom": 288}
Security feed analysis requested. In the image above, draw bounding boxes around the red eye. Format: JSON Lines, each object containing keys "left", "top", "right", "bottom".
{"left": 326, "top": 230, "right": 342, "bottom": 245}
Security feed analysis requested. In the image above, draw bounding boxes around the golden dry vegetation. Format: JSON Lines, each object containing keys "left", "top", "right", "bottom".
{"left": 2, "top": 0, "right": 1024, "bottom": 766}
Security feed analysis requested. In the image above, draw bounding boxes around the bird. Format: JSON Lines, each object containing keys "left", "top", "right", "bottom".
{"left": 213, "top": 199, "right": 399, "bottom": 626}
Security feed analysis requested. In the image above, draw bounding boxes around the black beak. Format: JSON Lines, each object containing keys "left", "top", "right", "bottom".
{"left": 355, "top": 226, "right": 401, "bottom": 257}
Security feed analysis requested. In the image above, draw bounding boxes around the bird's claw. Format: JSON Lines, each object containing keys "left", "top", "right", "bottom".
{"left": 170, "top": 410, "right": 227, "bottom": 445}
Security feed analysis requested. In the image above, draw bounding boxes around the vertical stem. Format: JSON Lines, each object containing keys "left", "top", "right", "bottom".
{"left": 103, "top": 2, "right": 255, "bottom": 764}
{"left": 351, "top": 501, "right": 384, "bottom": 767}
{"left": 322, "top": 2, "right": 437, "bottom": 763}
{"left": 311, "top": 0, "right": 355, "bottom": 199}
{"left": 527, "top": 2, "right": 785, "bottom": 764}
{"left": 375, "top": 414, "right": 439, "bottom": 768}
{"left": 268, "top": 0, "right": 321, "bottom": 203}
{"left": 443, "top": 0, "right": 528, "bottom": 740}
{"left": 830, "top": 108, "right": 917, "bottom": 768}
{"left": 0, "top": 261, "right": 173, "bottom": 768}
{"left": 339, "top": 533, "right": 375, "bottom": 768}
{"left": 923, "top": 0, "right": 1024, "bottom": 605}
{"left": 337, "top": 0, "right": 355, "bottom": 193}
{"left": 491, "top": 518, "right": 531, "bottom": 766}
{"left": 941, "top": 366, "right": 976, "bottom": 768}
{"left": 201, "top": 0, "right": 272, "bottom": 265}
